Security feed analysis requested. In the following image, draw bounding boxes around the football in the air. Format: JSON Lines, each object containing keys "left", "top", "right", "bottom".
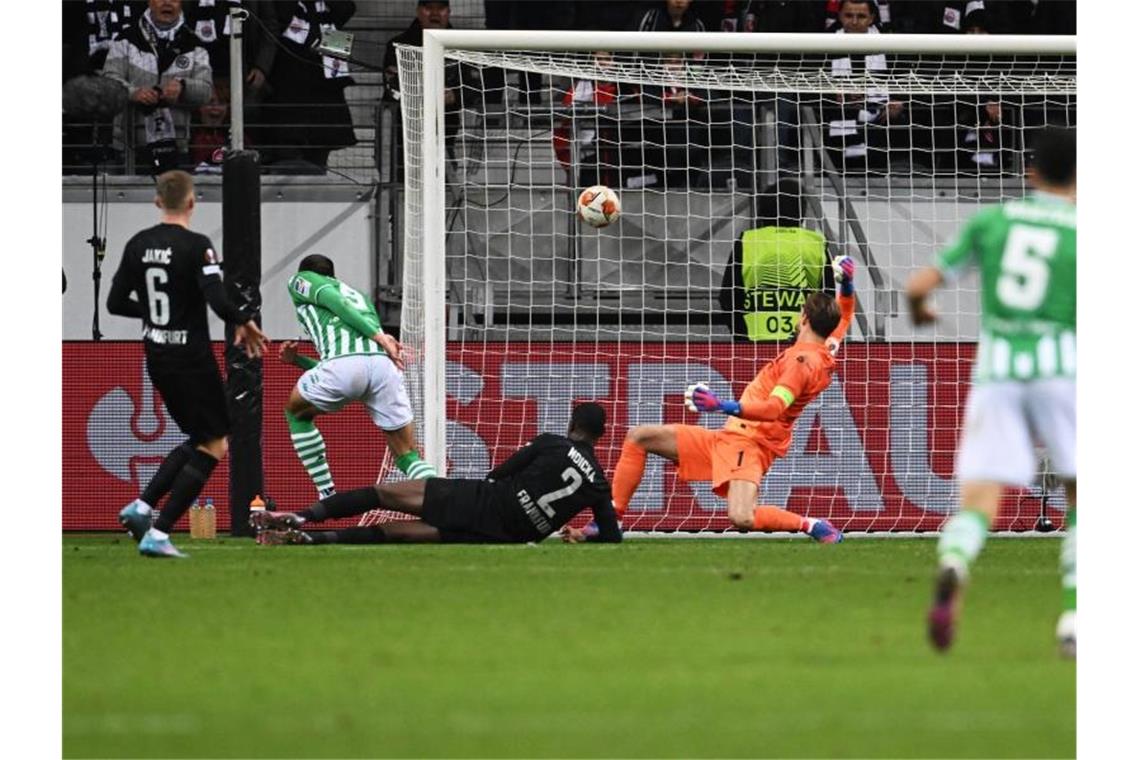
{"left": 577, "top": 185, "right": 621, "bottom": 228}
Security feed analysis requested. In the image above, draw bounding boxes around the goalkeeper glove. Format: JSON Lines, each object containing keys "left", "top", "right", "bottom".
{"left": 684, "top": 383, "right": 742, "bottom": 416}
{"left": 833, "top": 255, "right": 856, "bottom": 296}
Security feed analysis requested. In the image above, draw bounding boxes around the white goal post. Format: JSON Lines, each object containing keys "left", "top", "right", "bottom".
{"left": 395, "top": 30, "right": 1076, "bottom": 533}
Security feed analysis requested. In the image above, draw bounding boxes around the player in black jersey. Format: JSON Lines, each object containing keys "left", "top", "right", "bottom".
{"left": 252, "top": 403, "right": 623, "bottom": 545}
{"left": 107, "top": 170, "right": 269, "bottom": 558}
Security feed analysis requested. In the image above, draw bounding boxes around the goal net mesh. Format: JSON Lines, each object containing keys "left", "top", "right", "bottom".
{"left": 388, "top": 40, "right": 1075, "bottom": 533}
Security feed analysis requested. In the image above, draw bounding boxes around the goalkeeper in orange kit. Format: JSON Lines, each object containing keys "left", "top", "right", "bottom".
{"left": 611, "top": 256, "right": 857, "bottom": 541}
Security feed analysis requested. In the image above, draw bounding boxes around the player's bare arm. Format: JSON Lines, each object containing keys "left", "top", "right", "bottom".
{"left": 906, "top": 267, "right": 944, "bottom": 326}
{"left": 233, "top": 320, "right": 270, "bottom": 358}
{"left": 373, "top": 332, "right": 406, "bottom": 371}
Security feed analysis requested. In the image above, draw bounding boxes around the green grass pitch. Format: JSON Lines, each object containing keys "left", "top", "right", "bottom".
{"left": 63, "top": 535, "right": 1074, "bottom": 758}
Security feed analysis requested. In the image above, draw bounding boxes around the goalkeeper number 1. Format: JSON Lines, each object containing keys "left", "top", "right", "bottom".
{"left": 610, "top": 256, "right": 858, "bottom": 542}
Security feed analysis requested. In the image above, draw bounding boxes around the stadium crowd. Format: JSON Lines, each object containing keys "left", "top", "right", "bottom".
{"left": 62, "top": 0, "right": 1075, "bottom": 178}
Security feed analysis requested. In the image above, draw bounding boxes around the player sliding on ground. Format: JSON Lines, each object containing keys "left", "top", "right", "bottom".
{"left": 280, "top": 253, "right": 435, "bottom": 499}
{"left": 907, "top": 127, "right": 1076, "bottom": 657}
{"left": 251, "top": 403, "right": 621, "bottom": 545}
{"left": 611, "top": 258, "right": 857, "bottom": 541}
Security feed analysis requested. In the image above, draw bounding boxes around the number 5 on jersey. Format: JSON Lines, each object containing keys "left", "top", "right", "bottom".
{"left": 997, "top": 224, "right": 1059, "bottom": 311}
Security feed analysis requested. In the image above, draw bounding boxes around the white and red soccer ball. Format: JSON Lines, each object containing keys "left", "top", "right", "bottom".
{"left": 577, "top": 185, "right": 621, "bottom": 228}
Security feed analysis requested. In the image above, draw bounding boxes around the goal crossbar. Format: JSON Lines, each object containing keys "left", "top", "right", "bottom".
{"left": 423, "top": 30, "right": 1075, "bottom": 56}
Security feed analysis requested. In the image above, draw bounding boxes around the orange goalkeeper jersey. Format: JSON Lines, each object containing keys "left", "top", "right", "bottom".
{"left": 725, "top": 294, "right": 855, "bottom": 456}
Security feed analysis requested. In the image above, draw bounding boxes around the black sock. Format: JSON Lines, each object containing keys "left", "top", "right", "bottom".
{"left": 308, "top": 528, "right": 387, "bottom": 545}
{"left": 140, "top": 442, "right": 194, "bottom": 506}
{"left": 299, "top": 487, "right": 381, "bottom": 522}
{"left": 331, "top": 526, "right": 389, "bottom": 544}
{"left": 154, "top": 449, "right": 219, "bottom": 533}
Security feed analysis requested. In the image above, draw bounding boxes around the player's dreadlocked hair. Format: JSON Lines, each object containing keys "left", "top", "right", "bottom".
{"left": 299, "top": 254, "right": 335, "bottom": 277}
{"left": 803, "top": 292, "right": 841, "bottom": 338}
{"left": 570, "top": 403, "right": 606, "bottom": 441}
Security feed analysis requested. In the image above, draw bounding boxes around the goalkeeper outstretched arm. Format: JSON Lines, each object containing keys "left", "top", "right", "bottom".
{"left": 686, "top": 381, "right": 795, "bottom": 422}
{"left": 826, "top": 255, "right": 857, "bottom": 350}
{"left": 686, "top": 256, "right": 857, "bottom": 422}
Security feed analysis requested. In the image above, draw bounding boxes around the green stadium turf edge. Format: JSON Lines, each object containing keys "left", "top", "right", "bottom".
{"left": 63, "top": 535, "right": 1074, "bottom": 758}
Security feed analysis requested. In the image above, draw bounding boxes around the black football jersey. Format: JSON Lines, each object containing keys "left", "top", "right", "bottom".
{"left": 488, "top": 433, "right": 621, "bottom": 541}
{"left": 109, "top": 223, "right": 226, "bottom": 364}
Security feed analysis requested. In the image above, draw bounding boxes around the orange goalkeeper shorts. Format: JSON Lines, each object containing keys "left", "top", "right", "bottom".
{"left": 671, "top": 424, "right": 775, "bottom": 498}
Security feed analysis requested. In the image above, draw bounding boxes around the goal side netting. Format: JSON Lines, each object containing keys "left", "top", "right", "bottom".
{"left": 388, "top": 32, "right": 1075, "bottom": 534}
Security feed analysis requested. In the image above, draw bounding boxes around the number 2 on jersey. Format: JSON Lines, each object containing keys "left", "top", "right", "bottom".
{"left": 536, "top": 467, "right": 584, "bottom": 519}
{"left": 145, "top": 267, "right": 170, "bottom": 326}
{"left": 997, "top": 224, "right": 1059, "bottom": 310}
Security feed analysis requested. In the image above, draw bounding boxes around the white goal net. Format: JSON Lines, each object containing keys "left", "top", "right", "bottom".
{"left": 393, "top": 31, "right": 1075, "bottom": 533}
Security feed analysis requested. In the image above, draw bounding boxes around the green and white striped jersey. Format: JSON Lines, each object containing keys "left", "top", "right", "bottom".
{"left": 936, "top": 191, "right": 1076, "bottom": 383}
{"left": 288, "top": 271, "right": 383, "bottom": 362}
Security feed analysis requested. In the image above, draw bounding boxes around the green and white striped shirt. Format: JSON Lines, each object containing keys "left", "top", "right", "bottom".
{"left": 936, "top": 192, "right": 1076, "bottom": 383}
{"left": 288, "top": 271, "right": 383, "bottom": 362}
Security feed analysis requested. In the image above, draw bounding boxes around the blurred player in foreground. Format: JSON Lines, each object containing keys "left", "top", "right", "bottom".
{"left": 280, "top": 253, "right": 435, "bottom": 499}
{"left": 907, "top": 127, "right": 1076, "bottom": 656}
{"left": 252, "top": 403, "right": 621, "bottom": 545}
{"left": 109, "top": 170, "right": 269, "bottom": 558}
{"left": 610, "top": 257, "right": 858, "bottom": 542}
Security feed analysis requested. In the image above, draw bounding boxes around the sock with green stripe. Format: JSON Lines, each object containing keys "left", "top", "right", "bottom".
{"left": 395, "top": 450, "right": 437, "bottom": 480}
{"left": 1061, "top": 506, "right": 1076, "bottom": 612}
{"left": 937, "top": 508, "right": 991, "bottom": 579}
{"left": 287, "top": 411, "right": 335, "bottom": 498}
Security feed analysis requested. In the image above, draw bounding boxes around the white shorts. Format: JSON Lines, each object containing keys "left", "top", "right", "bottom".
{"left": 297, "top": 354, "right": 413, "bottom": 432}
{"left": 956, "top": 378, "right": 1075, "bottom": 486}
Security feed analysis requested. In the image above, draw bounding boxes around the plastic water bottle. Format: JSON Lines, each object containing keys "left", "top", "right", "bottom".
{"left": 189, "top": 498, "right": 201, "bottom": 538}
{"left": 204, "top": 498, "right": 216, "bottom": 539}
{"left": 249, "top": 494, "right": 266, "bottom": 533}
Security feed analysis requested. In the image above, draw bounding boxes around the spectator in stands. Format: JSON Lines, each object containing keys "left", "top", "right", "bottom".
{"left": 384, "top": 0, "right": 482, "bottom": 114}
{"left": 484, "top": 2, "right": 574, "bottom": 105}
{"left": 552, "top": 52, "right": 629, "bottom": 188}
{"left": 65, "top": 1, "right": 140, "bottom": 77}
{"left": 876, "top": 1, "right": 986, "bottom": 34}
{"left": 384, "top": 0, "right": 449, "bottom": 104}
{"left": 701, "top": 0, "right": 824, "bottom": 32}
{"left": 940, "top": 0, "right": 1074, "bottom": 35}
{"left": 945, "top": 23, "right": 1014, "bottom": 174}
{"left": 820, "top": 0, "right": 909, "bottom": 174}
{"left": 100, "top": 0, "right": 213, "bottom": 174}
{"left": 190, "top": 78, "right": 252, "bottom": 173}
{"left": 63, "top": 2, "right": 140, "bottom": 173}
{"left": 954, "top": 97, "right": 1015, "bottom": 174}
{"left": 825, "top": 0, "right": 889, "bottom": 31}
{"left": 570, "top": 1, "right": 643, "bottom": 31}
{"left": 708, "top": 1, "right": 825, "bottom": 179}
{"left": 1018, "top": 0, "right": 1076, "bottom": 35}
{"left": 631, "top": 0, "right": 707, "bottom": 32}
{"left": 638, "top": 53, "right": 713, "bottom": 189}
{"left": 183, "top": 1, "right": 281, "bottom": 99}
{"left": 260, "top": 1, "right": 357, "bottom": 172}
{"left": 718, "top": 178, "right": 834, "bottom": 341}
{"left": 625, "top": 2, "right": 709, "bottom": 189}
